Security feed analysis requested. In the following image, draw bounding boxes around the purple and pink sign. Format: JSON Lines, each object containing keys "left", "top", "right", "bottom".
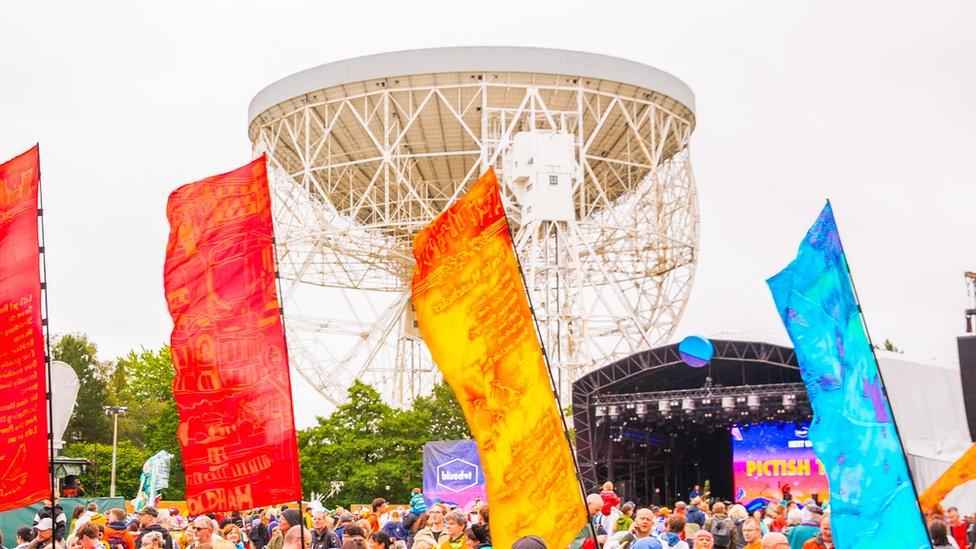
{"left": 422, "top": 440, "right": 487, "bottom": 512}
{"left": 731, "top": 422, "right": 829, "bottom": 510}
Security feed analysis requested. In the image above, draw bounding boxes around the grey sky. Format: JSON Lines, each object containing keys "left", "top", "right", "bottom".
{"left": 2, "top": 1, "right": 973, "bottom": 427}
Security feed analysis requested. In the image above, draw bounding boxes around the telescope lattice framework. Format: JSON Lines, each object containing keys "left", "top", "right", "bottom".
{"left": 248, "top": 47, "right": 699, "bottom": 407}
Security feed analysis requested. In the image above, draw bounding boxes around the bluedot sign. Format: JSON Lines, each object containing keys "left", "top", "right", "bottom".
{"left": 679, "top": 334, "right": 714, "bottom": 368}
{"left": 423, "top": 440, "right": 487, "bottom": 511}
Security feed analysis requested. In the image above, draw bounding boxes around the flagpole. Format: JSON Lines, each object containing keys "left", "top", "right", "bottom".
{"left": 36, "top": 144, "right": 58, "bottom": 509}
{"left": 502, "top": 213, "right": 599, "bottom": 545}
{"left": 261, "top": 154, "right": 306, "bottom": 548}
{"left": 827, "top": 199, "right": 929, "bottom": 527}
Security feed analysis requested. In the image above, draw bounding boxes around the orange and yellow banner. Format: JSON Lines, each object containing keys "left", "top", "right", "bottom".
{"left": 411, "top": 168, "right": 586, "bottom": 548}
{"left": 918, "top": 443, "right": 976, "bottom": 513}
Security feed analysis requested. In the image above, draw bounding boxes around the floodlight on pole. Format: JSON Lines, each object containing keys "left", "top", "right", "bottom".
{"left": 103, "top": 406, "right": 128, "bottom": 497}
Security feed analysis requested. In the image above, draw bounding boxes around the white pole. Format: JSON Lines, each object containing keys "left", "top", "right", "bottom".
{"left": 110, "top": 411, "right": 118, "bottom": 498}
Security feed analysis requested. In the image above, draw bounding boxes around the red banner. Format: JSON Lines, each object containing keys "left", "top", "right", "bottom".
{"left": 164, "top": 156, "right": 302, "bottom": 514}
{"left": 0, "top": 146, "right": 49, "bottom": 512}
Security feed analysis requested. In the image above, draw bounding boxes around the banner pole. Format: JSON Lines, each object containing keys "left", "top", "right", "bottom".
{"left": 501, "top": 212, "right": 599, "bottom": 545}
{"left": 262, "top": 154, "right": 306, "bottom": 523}
{"left": 297, "top": 501, "right": 306, "bottom": 549}
{"left": 828, "top": 199, "right": 929, "bottom": 528}
{"left": 36, "top": 144, "right": 57, "bottom": 509}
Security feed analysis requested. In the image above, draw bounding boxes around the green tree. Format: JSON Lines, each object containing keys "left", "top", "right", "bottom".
{"left": 62, "top": 441, "right": 154, "bottom": 499}
{"left": 298, "top": 381, "right": 470, "bottom": 507}
{"left": 54, "top": 334, "right": 111, "bottom": 444}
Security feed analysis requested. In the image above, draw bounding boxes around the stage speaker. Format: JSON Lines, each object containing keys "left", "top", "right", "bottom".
{"left": 956, "top": 335, "right": 976, "bottom": 441}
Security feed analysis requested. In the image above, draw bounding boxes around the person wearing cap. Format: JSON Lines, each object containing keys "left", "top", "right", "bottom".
{"left": 34, "top": 500, "right": 68, "bottom": 543}
{"left": 268, "top": 510, "right": 302, "bottom": 549}
{"left": 29, "top": 518, "right": 64, "bottom": 549}
{"left": 134, "top": 508, "right": 173, "bottom": 549}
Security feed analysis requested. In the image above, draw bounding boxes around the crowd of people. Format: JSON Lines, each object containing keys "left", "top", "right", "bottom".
{"left": 4, "top": 489, "right": 973, "bottom": 549}
{"left": 582, "top": 482, "right": 976, "bottom": 549}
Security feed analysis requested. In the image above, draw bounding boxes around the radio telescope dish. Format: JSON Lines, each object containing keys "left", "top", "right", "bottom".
{"left": 248, "top": 47, "right": 699, "bottom": 407}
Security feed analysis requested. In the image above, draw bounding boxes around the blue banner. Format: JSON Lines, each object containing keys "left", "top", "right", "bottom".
{"left": 422, "top": 440, "right": 487, "bottom": 512}
{"left": 767, "top": 203, "right": 929, "bottom": 549}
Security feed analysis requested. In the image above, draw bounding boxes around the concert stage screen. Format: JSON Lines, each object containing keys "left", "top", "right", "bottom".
{"left": 731, "top": 422, "right": 828, "bottom": 509}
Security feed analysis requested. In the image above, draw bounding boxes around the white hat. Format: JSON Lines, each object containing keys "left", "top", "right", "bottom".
{"left": 36, "top": 518, "right": 53, "bottom": 531}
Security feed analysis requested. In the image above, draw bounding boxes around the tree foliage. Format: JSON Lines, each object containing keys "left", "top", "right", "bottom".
{"left": 62, "top": 441, "right": 155, "bottom": 500}
{"left": 298, "top": 380, "right": 471, "bottom": 507}
{"left": 55, "top": 334, "right": 112, "bottom": 444}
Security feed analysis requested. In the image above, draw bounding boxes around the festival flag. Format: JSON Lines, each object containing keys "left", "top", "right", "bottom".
{"left": 918, "top": 442, "right": 976, "bottom": 513}
{"left": 0, "top": 146, "right": 50, "bottom": 513}
{"left": 767, "top": 202, "right": 929, "bottom": 548}
{"left": 164, "top": 156, "right": 302, "bottom": 514}
{"left": 411, "top": 168, "right": 587, "bottom": 548}
{"left": 132, "top": 450, "right": 174, "bottom": 512}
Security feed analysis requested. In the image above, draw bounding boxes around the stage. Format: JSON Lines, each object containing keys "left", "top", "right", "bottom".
{"left": 571, "top": 336, "right": 814, "bottom": 505}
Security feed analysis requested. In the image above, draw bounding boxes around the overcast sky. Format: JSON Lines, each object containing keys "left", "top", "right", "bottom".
{"left": 2, "top": 1, "right": 973, "bottom": 427}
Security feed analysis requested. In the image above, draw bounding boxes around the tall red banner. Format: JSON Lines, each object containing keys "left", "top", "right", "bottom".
{"left": 164, "top": 156, "right": 302, "bottom": 514}
{"left": 0, "top": 146, "right": 49, "bottom": 512}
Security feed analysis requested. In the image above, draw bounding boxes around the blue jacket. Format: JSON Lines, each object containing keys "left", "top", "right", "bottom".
{"left": 686, "top": 506, "right": 706, "bottom": 526}
{"left": 382, "top": 521, "right": 408, "bottom": 541}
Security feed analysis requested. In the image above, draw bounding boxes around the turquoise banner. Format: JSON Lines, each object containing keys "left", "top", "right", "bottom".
{"left": 767, "top": 202, "right": 929, "bottom": 549}
{"left": 0, "top": 498, "right": 123, "bottom": 547}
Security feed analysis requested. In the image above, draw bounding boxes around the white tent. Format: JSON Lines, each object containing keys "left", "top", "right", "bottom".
{"left": 705, "top": 330, "right": 975, "bottom": 510}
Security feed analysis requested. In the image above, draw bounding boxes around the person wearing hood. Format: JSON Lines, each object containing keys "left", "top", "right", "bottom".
{"left": 34, "top": 500, "right": 68, "bottom": 542}
{"left": 134, "top": 508, "right": 173, "bottom": 549}
{"left": 685, "top": 499, "right": 707, "bottom": 528}
{"left": 103, "top": 509, "right": 136, "bottom": 549}
{"left": 663, "top": 515, "right": 690, "bottom": 549}
{"left": 615, "top": 504, "right": 635, "bottom": 533}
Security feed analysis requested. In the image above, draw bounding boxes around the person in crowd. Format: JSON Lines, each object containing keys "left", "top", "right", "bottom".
{"left": 283, "top": 529, "right": 311, "bottom": 549}
{"left": 250, "top": 511, "right": 271, "bottom": 549}
{"left": 103, "top": 509, "right": 136, "bottom": 549}
{"left": 187, "top": 516, "right": 233, "bottom": 549}
{"left": 369, "top": 501, "right": 387, "bottom": 533}
{"left": 34, "top": 500, "right": 68, "bottom": 543}
{"left": 691, "top": 530, "right": 715, "bottom": 549}
{"left": 947, "top": 507, "right": 969, "bottom": 549}
{"left": 311, "top": 511, "right": 339, "bottom": 549}
{"left": 928, "top": 520, "right": 955, "bottom": 549}
{"left": 663, "top": 514, "right": 690, "bottom": 549}
{"left": 269, "top": 510, "right": 302, "bottom": 549}
{"left": 511, "top": 537, "right": 546, "bottom": 549}
{"left": 799, "top": 515, "right": 831, "bottom": 549}
{"left": 760, "top": 533, "right": 789, "bottom": 549}
{"left": 687, "top": 498, "right": 707, "bottom": 528}
{"left": 67, "top": 536, "right": 82, "bottom": 549}
{"left": 354, "top": 521, "right": 371, "bottom": 539}
{"left": 726, "top": 504, "right": 749, "bottom": 549}
{"left": 220, "top": 526, "right": 244, "bottom": 549}
{"left": 378, "top": 512, "right": 404, "bottom": 548}
{"left": 410, "top": 542, "right": 433, "bottom": 549}
{"left": 28, "top": 519, "right": 64, "bottom": 549}
{"left": 365, "top": 532, "right": 390, "bottom": 549}
{"left": 702, "top": 502, "right": 737, "bottom": 549}
{"left": 413, "top": 505, "right": 448, "bottom": 547}
{"left": 439, "top": 512, "right": 466, "bottom": 549}
{"left": 462, "top": 526, "right": 489, "bottom": 549}
{"left": 600, "top": 482, "right": 621, "bottom": 517}
{"left": 339, "top": 527, "right": 365, "bottom": 545}
{"left": 741, "top": 518, "right": 762, "bottom": 549}
{"left": 615, "top": 503, "right": 635, "bottom": 533}
{"left": 334, "top": 515, "right": 355, "bottom": 543}
{"left": 690, "top": 485, "right": 702, "bottom": 500}
{"left": 69, "top": 507, "right": 86, "bottom": 536}
{"left": 135, "top": 508, "right": 174, "bottom": 549}
{"left": 630, "top": 539, "right": 663, "bottom": 549}
{"left": 409, "top": 489, "right": 427, "bottom": 518}
{"left": 340, "top": 540, "right": 366, "bottom": 549}
{"left": 651, "top": 488, "right": 663, "bottom": 507}
{"left": 138, "top": 533, "right": 165, "bottom": 549}
{"left": 15, "top": 526, "right": 33, "bottom": 549}
{"left": 785, "top": 506, "right": 820, "bottom": 549}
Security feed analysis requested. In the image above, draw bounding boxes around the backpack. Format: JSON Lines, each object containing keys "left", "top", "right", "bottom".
{"left": 106, "top": 531, "right": 126, "bottom": 549}
{"left": 709, "top": 518, "right": 732, "bottom": 548}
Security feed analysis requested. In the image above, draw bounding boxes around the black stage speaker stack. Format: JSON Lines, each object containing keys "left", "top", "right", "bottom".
{"left": 956, "top": 335, "right": 976, "bottom": 441}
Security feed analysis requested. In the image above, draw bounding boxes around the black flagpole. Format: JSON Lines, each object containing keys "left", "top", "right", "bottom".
{"left": 37, "top": 144, "right": 58, "bottom": 511}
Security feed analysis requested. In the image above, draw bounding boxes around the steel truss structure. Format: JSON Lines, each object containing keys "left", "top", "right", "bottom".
{"left": 572, "top": 338, "right": 803, "bottom": 488}
{"left": 248, "top": 48, "right": 699, "bottom": 407}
